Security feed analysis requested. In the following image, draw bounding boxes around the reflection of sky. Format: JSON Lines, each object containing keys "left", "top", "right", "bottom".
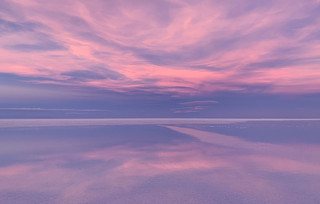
{"left": 1, "top": 120, "right": 320, "bottom": 203}
{"left": 179, "top": 121, "right": 320, "bottom": 144}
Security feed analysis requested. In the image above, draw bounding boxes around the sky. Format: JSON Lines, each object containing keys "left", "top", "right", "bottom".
{"left": 1, "top": 0, "right": 320, "bottom": 118}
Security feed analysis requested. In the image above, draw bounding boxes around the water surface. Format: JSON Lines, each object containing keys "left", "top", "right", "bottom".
{"left": 0, "top": 119, "right": 319, "bottom": 203}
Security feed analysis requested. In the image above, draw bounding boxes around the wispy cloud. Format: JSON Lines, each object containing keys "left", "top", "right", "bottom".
{"left": 0, "top": 108, "right": 108, "bottom": 112}
{"left": 1, "top": 0, "right": 320, "bottom": 94}
{"left": 174, "top": 100, "right": 218, "bottom": 113}
{"left": 180, "top": 100, "right": 218, "bottom": 105}
{"left": 173, "top": 106, "right": 206, "bottom": 113}
{"left": 1, "top": 118, "right": 319, "bottom": 128}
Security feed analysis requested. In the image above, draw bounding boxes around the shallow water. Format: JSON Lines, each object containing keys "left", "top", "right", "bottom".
{"left": 0, "top": 119, "right": 319, "bottom": 203}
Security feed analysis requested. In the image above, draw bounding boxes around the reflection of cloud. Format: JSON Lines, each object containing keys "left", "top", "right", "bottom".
{"left": 1, "top": 124, "right": 320, "bottom": 203}
{"left": 0, "top": 165, "right": 33, "bottom": 177}
{"left": 165, "top": 126, "right": 320, "bottom": 174}
{"left": 243, "top": 155, "right": 320, "bottom": 175}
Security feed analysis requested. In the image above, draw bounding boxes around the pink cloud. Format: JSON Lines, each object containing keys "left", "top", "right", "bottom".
{"left": 1, "top": 0, "right": 320, "bottom": 94}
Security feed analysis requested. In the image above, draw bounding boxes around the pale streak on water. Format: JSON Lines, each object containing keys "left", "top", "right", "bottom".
{"left": 0, "top": 119, "right": 320, "bottom": 204}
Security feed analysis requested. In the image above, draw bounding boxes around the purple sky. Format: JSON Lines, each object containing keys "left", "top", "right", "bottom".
{"left": 1, "top": 0, "right": 320, "bottom": 118}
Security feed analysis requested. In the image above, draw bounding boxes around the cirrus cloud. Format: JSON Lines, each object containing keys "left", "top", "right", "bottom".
{"left": 1, "top": 0, "right": 320, "bottom": 95}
